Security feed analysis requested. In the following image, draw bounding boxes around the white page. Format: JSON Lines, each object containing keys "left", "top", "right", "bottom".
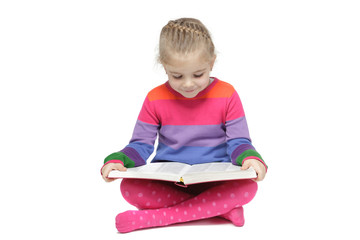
{"left": 184, "top": 162, "right": 243, "bottom": 174}
{"left": 149, "top": 162, "right": 191, "bottom": 175}
{"left": 108, "top": 162, "right": 256, "bottom": 185}
{"left": 182, "top": 162, "right": 256, "bottom": 185}
{"left": 108, "top": 162, "right": 191, "bottom": 180}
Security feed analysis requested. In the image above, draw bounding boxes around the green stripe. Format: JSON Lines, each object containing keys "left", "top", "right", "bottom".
{"left": 236, "top": 149, "right": 264, "bottom": 166}
{"left": 104, "top": 152, "right": 135, "bottom": 168}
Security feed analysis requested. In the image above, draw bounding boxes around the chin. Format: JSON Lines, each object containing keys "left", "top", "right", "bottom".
{"left": 182, "top": 92, "right": 198, "bottom": 98}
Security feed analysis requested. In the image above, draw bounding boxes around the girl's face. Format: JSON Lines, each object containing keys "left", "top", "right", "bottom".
{"left": 163, "top": 50, "right": 216, "bottom": 98}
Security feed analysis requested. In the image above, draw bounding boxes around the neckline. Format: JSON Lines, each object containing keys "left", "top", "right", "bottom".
{"left": 165, "top": 77, "right": 219, "bottom": 99}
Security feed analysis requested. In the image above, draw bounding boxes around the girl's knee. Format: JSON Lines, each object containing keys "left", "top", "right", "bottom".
{"left": 120, "top": 179, "right": 147, "bottom": 198}
{"left": 232, "top": 179, "right": 257, "bottom": 190}
{"left": 120, "top": 179, "right": 133, "bottom": 200}
{"left": 120, "top": 179, "right": 153, "bottom": 207}
{"left": 244, "top": 179, "right": 258, "bottom": 193}
{"left": 120, "top": 179, "right": 134, "bottom": 194}
{"left": 236, "top": 179, "right": 258, "bottom": 203}
{"left": 224, "top": 179, "right": 258, "bottom": 204}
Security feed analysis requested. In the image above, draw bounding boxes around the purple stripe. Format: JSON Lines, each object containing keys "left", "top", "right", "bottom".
{"left": 159, "top": 124, "right": 226, "bottom": 150}
{"left": 231, "top": 144, "right": 255, "bottom": 164}
{"left": 120, "top": 147, "right": 146, "bottom": 167}
{"left": 130, "top": 120, "right": 158, "bottom": 146}
{"left": 225, "top": 117, "right": 251, "bottom": 141}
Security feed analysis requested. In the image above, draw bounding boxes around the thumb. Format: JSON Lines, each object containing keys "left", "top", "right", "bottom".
{"left": 241, "top": 160, "right": 251, "bottom": 170}
{"left": 114, "top": 164, "right": 127, "bottom": 172}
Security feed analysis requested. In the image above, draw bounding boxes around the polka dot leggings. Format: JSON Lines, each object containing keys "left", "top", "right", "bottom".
{"left": 116, "top": 179, "right": 257, "bottom": 233}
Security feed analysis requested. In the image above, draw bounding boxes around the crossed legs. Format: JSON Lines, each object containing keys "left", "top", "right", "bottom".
{"left": 116, "top": 178, "right": 257, "bottom": 233}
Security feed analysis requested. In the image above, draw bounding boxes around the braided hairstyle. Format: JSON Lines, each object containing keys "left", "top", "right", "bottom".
{"left": 158, "top": 18, "right": 216, "bottom": 64}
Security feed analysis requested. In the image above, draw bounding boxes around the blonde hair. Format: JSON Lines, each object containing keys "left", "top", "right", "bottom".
{"left": 158, "top": 18, "right": 215, "bottom": 64}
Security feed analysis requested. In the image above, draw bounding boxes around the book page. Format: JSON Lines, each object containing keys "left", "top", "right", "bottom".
{"left": 184, "top": 162, "right": 244, "bottom": 174}
{"left": 108, "top": 162, "right": 256, "bottom": 185}
{"left": 182, "top": 162, "right": 257, "bottom": 185}
{"left": 142, "top": 162, "right": 191, "bottom": 175}
{"left": 108, "top": 162, "right": 191, "bottom": 181}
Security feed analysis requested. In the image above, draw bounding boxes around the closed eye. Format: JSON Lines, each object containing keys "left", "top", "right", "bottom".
{"left": 172, "top": 75, "right": 182, "bottom": 79}
{"left": 194, "top": 73, "right": 204, "bottom": 78}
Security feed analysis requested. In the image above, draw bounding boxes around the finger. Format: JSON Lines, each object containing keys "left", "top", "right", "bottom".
{"left": 105, "top": 177, "right": 116, "bottom": 182}
{"left": 241, "top": 160, "right": 251, "bottom": 170}
{"left": 102, "top": 169, "right": 111, "bottom": 181}
{"left": 116, "top": 165, "right": 127, "bottom": 171}
{"left": 109, "top": 163, "right": 127, "bottom": 172}
{"left": 102, "top": 174, "right": 111, "bottom": 182}
{"left": 103, "top": 166, "right": 116, "bottom": 180}
{"left": 254, "top": 169, "right": 265, "bottom": 182}
{"left": 103, "top": 171, "right": 118, "bottom": 182}
{"left": 257, "top": 172, "right": 265, "bottom": 181}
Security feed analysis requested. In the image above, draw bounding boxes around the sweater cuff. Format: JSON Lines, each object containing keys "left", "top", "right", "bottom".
{"left": 235, "top": 149, "right": 268, "bottom": 170}
{"left": 104, "top": 152, "right": 136, "bottom": 168}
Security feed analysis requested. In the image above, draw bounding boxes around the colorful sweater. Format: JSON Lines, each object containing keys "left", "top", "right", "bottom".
{"left": 103, "top": 78, "right": 266, "bottom": 169}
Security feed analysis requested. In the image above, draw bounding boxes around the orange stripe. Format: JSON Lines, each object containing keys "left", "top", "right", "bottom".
{"left": 203, "top": 80, "right": 234, "bottom": 99}
{"left": 147, "top": 80, "right": 235, "bottom": 101}
{"left": 147, "top": 84, "right": 177, "bottom": 101}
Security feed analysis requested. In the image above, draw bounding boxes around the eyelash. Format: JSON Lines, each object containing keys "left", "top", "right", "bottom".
{"left": 194, "top": 73, "right": 204, "bottom": 78}
{"left": 173, "top": 73, "right": 204, "bottom": 79}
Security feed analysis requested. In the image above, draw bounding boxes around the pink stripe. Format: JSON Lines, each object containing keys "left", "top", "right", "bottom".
{"left": 226, "top": 91, "right": 245, "bottom": 122}
{"left": 140, "top": 98, "right": 244, "bottom": 125}
{"left": 138, "top": 83, "right": 245, "bottom": 125}
{"left": 243, "top": 157, "right": 268, "bottom": 172}
{"left": 138, "top": 97, "right": 159, "bottom": 125}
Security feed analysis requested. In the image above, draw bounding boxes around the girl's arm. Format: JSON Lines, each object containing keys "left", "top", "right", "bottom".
{"left": 102, "top": 95, "right": 159, "bottom": 173}
{"left": 225, "top": 89, "right": 268, "bottom": 176}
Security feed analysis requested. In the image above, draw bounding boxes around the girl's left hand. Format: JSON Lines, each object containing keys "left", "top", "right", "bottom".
{"left": 241, "top": 159, "right": 267, "bottom": 182}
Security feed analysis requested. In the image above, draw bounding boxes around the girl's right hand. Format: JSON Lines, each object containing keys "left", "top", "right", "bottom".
{"left": 101, "top": 162, "right": 127, "bottom": 182}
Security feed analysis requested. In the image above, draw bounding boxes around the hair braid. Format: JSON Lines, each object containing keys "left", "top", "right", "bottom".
{"left": 158, "top": 18, "right": 215, "bottom": 64}
{"left": 166, "top": 20, "right": 210, "bottom": 40}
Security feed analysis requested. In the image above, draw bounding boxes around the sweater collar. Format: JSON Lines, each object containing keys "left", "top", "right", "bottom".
{"left": 165, "top": 77, "right": 219, "bottom": 99}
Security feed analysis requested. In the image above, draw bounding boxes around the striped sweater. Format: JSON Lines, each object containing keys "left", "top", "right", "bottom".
{"left": 103, "top": 78, "right": 266, "bottom": 169}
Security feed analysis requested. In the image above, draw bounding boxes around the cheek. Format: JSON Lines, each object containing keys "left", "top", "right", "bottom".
{"left": 198, "top": 76, "right": 210, "bottom": 88}
{"left": 169, "top": 80, "right": 180, "bottom": 90}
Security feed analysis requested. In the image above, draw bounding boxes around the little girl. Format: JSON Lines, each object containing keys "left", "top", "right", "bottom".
{"left": 101, "top": 18, "right": 267, "bottom": 233}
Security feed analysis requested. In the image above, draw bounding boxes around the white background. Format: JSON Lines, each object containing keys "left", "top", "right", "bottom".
{"left": 1, "top": 0, "right": 359, "bottom": 239}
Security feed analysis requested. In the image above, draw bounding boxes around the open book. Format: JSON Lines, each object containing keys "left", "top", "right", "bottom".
{"left": 108, "top": 162, "right": 257, "bottom": 186}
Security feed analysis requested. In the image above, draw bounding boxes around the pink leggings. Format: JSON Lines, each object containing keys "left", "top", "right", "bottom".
{"left": 116, "top": 178, "right": 257, "bottom": 233}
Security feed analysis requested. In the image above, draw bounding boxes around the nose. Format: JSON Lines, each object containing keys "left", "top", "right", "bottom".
{"left": 182, "top": 78, "right": 194, "bottom": 89}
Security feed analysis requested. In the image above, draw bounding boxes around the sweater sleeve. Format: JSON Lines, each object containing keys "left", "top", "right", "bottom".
{"left": 225, "top": 90, "right": 267, "bottom": 169}
{"left": 103, "top": 95, "right": 159, "bottom": 168}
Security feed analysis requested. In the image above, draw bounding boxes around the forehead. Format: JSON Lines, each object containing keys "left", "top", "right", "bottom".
{"left": 164, "top": 50, "right": 211, "bottom": 73}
